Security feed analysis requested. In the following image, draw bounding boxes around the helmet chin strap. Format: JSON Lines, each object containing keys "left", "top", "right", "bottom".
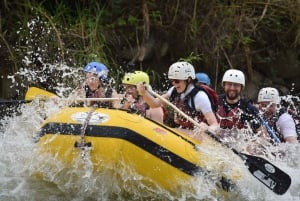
{"left": 182, "top": 78, "right": 192, "bottom": 93}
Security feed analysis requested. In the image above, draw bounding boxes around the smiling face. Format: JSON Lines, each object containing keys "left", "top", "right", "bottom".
{"left": 124, "top": 84, "right": 138, "bottom": 98}
{"left": 85, "top": 72, "right": 100, "bottom": 91}
{"left": 169, "top": 79, "right": 187, "bottom": 93}
{"left": 223, "top": 82, "right": 242, "bottom": 103}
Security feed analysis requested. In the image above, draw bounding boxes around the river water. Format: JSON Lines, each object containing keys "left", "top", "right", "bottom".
{"left": 0, "top": 97, "right": 300, "bottom": 201}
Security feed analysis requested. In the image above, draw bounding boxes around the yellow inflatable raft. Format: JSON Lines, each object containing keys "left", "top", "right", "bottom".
{"left": 34, "top": 106, "right": 244, "bottom": 194}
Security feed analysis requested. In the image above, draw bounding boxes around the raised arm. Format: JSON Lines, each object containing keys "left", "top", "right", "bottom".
{"left": 136, "top": 83, "right": 167, "bottom": 108}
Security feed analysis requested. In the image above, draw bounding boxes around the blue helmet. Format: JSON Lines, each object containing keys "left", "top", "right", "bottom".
{"left": 195, "top": 72, "right": 211, "bottom": 86}
{"left": 84, "top": 61, "right": 108, "bottom": 82}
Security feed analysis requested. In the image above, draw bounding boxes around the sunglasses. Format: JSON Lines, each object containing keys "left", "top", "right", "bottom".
{"left": 170, "top": 79, "right": 181, "bottom": 84}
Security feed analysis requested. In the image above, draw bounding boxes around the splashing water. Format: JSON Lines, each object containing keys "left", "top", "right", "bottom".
{"left": 2, "top": 57, "right": 300, "bottom": 200}
{"left": 0, "top": 103, "right": 226, "bottom": 200}
{"left": 2, "top": 15, "right": 300, "bottom": 200}
{"left": 1, "top": 94, "right": 300, "bottom": 200}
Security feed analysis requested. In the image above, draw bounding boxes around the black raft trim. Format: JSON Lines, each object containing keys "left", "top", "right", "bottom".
{"left": 37, "top": 122, "right": 200, "bottom": 176}
{"left": 37, "top": 122, "right": 235, "bottom": 191}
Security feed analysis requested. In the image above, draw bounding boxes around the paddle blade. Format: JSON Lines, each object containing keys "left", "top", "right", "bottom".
{"left": 240, "top": 152, "right": 291, "bottom": 195}
{"left": 25, "top": 87, "right": 55, "bottom": 101}
{"left": 204, "top": 130, "right": 291, "bottom": 195}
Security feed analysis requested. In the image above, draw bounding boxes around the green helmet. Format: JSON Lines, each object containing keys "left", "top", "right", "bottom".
{"left": 122, "top": 71, "right": 150, "bottom": 86}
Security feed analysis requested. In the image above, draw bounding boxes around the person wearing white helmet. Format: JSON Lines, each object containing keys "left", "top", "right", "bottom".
{"left": 216, "top": 69, "right": 262, "bottom": 134}
{"left": 120, "top": 71, "right": 164, "bottom": 123}
{"left": 136, "top": 61, "right": 219, "bottom": 141}
{"left": 257, "top": 87, "right": 298, "bottom": 143}
{"left": 214, "top": 69, "right": 276, "bottom": 155}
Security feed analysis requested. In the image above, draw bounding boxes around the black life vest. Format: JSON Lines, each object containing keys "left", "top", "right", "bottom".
{"left": 168, "top": 87, "right": 210, "bottom": 129}
{"left": 126, "top": 96, "right": 150, "bottom": 117}
{"left": 85, "top": 85, "right": 113, "bottom": 108}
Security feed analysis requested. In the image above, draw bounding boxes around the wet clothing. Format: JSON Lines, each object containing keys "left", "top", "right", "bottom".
{"left": 166, "top": 85, "right": 212, "bottom": 129}
{"left": 216, "top": 95, "right": 261, "bottom": 132}
{"left": 84, "top": 85, "right": 113, "bottom": 107}
{"left": 263, "top": 108, "right": 298, "bottom": 142}
{"left": 127, "top": 96, "right": 150, "bottom": 117}
{"left": 68, "top": 84, "right": 113, "bottom": 107}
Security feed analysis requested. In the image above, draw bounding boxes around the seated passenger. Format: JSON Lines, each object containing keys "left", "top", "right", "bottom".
{"left": 257, "top": 87, "right": 298, "bottom": 144}
{"left": 136, "top": 62, "right": 219, "bottom": 141}
{"left": 216, "top": 69, "right": 262, "bottom": 133}
{"left": 52, "top": 61, "right": 119, "bottom": 108}
{"left": 121, "top": 71, "right": 164, "bottom": 124}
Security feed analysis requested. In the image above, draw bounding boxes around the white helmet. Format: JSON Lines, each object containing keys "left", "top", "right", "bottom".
{"left": 168, "top": 62, "right": 195, "bottom": 80}
{"left": 222, "top": 69, "right": 245, "bottom": 87}
{"left": 257, "top": 87, "right": 280, "bottom": 104}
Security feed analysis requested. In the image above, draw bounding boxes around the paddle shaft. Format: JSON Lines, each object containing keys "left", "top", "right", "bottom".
{"left": 0, "top": 100, "right": 31, "bottom": 104}
{"left": 0, "top": 97, "right": 123, "bottom": 105}
{"left": 148, "top": 89, "right": 291, "bottom": 195}
{"left": 71, "top": 97, "right": 123, "bottom": 101}
{"left": 246, "top": 103, "right": 281, "bottom": 143}
{"left": 148, "top": 90, "right": 198, "bottom": 125}
{"left": 257, "top": 115, "right": 281, "bottom": 143}
{"left": 25, "top": 87, "right": 123, "bottom": 102}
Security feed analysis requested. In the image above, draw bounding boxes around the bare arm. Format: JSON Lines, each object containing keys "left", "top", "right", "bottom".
{"left": 111, "top": 90, "right": 125, "bottom": 109}
{"left": 137, "top": 83, "right": 167, "bottom": 108}
{"left": 146, "top": 107, "right": 164, "bottom": 124}
{"left": 203, "top": 111, "right": 218, "bottom": 126}
{"left": 284, "top": 136, "right": 298, "bottom": 143}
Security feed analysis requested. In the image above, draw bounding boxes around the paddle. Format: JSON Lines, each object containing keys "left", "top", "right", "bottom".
{"left": 0, "top": 87, "right": 55, "bottom": 105}
{"left": 22, "top": 87, "right": 122, "bottom": 103}
{"left": 0, "top": 100, "right": 31, "bottom": 105}
{"left": 257, "top": 115, "right": 281, "bottom": 143}
{"left": 147, "top": 89, "right": 291, "bottom": 195}
{"left": 69, "top": 97, "right": 123, "bottom": 101}
{"left": 25, "top": 87, "right": 56, "bottom": 101}
{"left": 245, "top": 102, "right": 281, "bottom": 143}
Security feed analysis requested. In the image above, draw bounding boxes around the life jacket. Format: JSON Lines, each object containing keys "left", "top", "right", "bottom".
{"left": 260, "top": 109, "right": 281, "bottom": 143}
{"left": 161, "top": 105, "right": 168, "bottom": 121}
{"left": 170, "top": 85, "right": 219, "bottom": 112}
{"left": 197, "top": 84, "right": 219, "bottom": 112}
{"left": 85, "top": 85, "right": 113, "bottom": 107}
{"left": 127, "top": 97, "right": 149, "bottom": 117}
{"left": 169, "top": 86, "right": 210, "bottom": 129}
{"left": 216, "top": 95, "right": 260, "bottom": 131}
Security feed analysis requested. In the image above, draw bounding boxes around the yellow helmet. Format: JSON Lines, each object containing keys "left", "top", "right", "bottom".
{"left": 122, "top": 71, "right": 150, "bottom": 86}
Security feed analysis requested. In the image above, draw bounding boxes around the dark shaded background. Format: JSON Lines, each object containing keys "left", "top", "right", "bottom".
{"left": 1, "top": 0, "right": 300, "bottom": 100}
